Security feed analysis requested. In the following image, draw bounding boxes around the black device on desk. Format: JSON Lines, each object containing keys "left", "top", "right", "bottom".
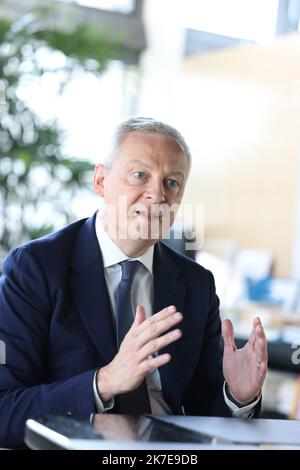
{"left": 24, "top": 414, "right": 212, "bottom": 450}
{"left": 24, "top": 414, "right": 300, "bottom": 450}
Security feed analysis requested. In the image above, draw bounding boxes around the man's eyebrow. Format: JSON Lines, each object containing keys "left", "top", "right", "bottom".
{"left": 166, "top": 171, "right": 185, "bottom": 177}
{"left": 127, "top": 159, "right": 153, "bottom": 169}
{"left": 127, "top": 160, "right": 185, "bottom": 176}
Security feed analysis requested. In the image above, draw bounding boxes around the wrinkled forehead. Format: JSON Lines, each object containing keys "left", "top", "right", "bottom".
{"left": 114, "top": 132, "right": 189, "bottom": 173}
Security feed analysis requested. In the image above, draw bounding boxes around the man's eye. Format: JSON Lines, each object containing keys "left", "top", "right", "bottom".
{"left": 133, "top": 171, "right": 145, "bottom": 180}
{"left": 166, "top": 178, "right": 179, "bottom": 189}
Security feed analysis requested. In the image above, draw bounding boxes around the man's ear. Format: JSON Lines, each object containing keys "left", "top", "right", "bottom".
{"left": 93, "top": 163, "right": 107, "bottom": 197}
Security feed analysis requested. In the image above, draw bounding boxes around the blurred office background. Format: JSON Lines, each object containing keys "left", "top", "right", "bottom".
{"left": 1, "top": 0, "right": 300, "bottom": 419}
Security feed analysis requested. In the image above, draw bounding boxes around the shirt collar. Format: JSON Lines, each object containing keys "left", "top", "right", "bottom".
{"left": 95, "top": 211, "right": 154, "bottom": 274}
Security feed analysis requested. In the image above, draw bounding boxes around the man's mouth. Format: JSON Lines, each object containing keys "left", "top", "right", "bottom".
{"left": 135, "top": 210, "right": 160, "bottom": 218}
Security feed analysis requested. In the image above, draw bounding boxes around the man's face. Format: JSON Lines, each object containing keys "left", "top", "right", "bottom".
{"left": 94, "top": 132, "right": 189, "bottom": 243}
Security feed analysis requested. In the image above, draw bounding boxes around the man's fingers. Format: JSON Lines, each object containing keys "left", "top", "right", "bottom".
{"left": 137, "top": 328, "right": 182, "bottom": 361}
{"left": 248, "top": 318, "right": 259, "bottom": 346}
{"left": 135, "top": 309, "right": 183, "bottom": 348}
{"left": 134, "top": 305, "right": 146, "bottom": 326}
{"left": 255, "top": 323, "right": 268, "bottom": 366}
{"left": 251, "top": 318, "right": 268, "bottom": 374}
{"left": 116, "top": 306, "right": 182, "bottom": 394}
{"left": 221, "top": 319, "right": 237, "bottom": 351}
{"left": 135, "top": 305, "right": 177, "bottom": 334}
{"left": 139, "top": 353, "right": 171, "bottom": 374}
{"left": 255, "top": 318, "right": 266, "bottom": 341}
{"left": 123, "top": 306, "right": 146, "bottom": 342}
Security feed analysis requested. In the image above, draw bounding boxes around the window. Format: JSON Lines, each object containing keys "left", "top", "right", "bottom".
{"left": 58, "top": 0, "right": 135, "bottom": 14}
{"left": 182, "top": 0, "right": 279, "bottom": 43}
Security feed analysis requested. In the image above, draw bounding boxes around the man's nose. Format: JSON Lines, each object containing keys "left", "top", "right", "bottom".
{"left": 145, "top": 179, "right": 166, "bottom": 203}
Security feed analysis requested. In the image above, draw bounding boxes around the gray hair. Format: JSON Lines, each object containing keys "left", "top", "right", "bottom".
{"left": 105, "top": 117, "right": 191, "bottom": 172}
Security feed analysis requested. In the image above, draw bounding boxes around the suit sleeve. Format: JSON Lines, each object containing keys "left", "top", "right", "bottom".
{"left": 0, "top": 247, "right": 97, "bottom": 448}
{"left": 182, "top": 271, "right": 232, "bottom": 417}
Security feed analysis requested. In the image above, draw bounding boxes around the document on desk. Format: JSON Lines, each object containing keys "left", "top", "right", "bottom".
{"left": 155, "top": 416, "right": 300, "bottom": 446}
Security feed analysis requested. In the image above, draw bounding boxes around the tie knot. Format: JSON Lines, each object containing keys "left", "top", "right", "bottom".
{"left": 120, "top": 260, "right": 142, "bottom": 281}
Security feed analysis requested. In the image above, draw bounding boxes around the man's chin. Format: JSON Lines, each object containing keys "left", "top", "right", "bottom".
{"left": 122, "top": 216, "right": 163, "bottom": 242}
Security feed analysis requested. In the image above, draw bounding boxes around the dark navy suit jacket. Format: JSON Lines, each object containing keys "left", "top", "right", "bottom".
{"left": 0, "top": 213, "right": 231, "bottom": 448}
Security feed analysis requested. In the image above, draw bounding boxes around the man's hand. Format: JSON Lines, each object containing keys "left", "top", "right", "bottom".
{"left": 222, "top": 317, "right": 268, "bottom": 405}
{"left": 96, "top": 305, "right": 182, "bottom": 402}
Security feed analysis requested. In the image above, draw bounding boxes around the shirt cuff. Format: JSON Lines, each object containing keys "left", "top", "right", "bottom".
{"left": 223, "top": 382, "right": 261, "bottom": 418}
{"left": 93, "top": 370, "right": 114, "bottom": 413}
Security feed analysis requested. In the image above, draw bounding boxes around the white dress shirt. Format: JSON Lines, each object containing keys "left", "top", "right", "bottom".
{"left": 93, "top": 212, "right": 260, "bottom": 417}
{"left": 94, "top": 212, "right": 171, "bottom": 415}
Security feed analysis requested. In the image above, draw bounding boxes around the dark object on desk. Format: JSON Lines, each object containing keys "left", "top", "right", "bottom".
{"left": 25, "top": 414, "right": 300, "bottom": 450}
{"left": 24, "top": 414, "right": 212, "bottom": 450}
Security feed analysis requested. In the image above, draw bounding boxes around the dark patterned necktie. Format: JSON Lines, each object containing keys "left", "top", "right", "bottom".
{"left": 115, "top": 260, "right": 151, "bottom": 414}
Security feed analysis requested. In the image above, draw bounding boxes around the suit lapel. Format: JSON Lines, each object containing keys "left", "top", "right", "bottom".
{"left": 69, "top": 214, "right": 117, "bottom": 364}
{"left": 153, "top": 243, "right": 186, "bottom": 413}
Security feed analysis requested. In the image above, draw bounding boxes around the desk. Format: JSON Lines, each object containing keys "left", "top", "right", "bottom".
{"left": 24, "top": 414, "right": 300, "bottom": 450}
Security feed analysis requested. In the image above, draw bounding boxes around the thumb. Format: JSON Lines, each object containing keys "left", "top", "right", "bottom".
{"left": 134, "top": 305, "right": 146, "bottom": 325}
{"left": 222, "top": 319, "right": 236, "bottom": 352}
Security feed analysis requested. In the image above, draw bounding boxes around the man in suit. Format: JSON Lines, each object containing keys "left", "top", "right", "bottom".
{"left": 0, "top": 117, "right": 267, "bottom": 448}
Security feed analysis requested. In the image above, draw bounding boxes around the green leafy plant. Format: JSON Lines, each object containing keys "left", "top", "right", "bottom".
{"left": 0, "top": 6, "right": 132, "bottom": 260}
